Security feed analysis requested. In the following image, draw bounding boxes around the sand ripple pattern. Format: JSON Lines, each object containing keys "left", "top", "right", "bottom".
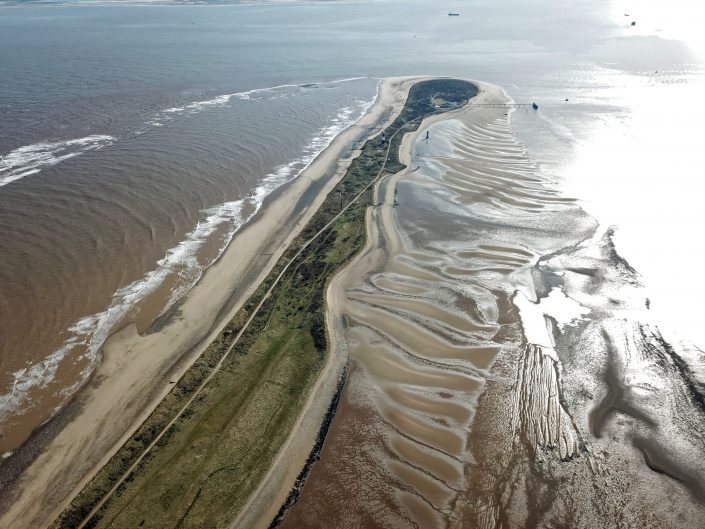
{"left": 514, "top": 344, "right": 581, "bottom": 460}
{"left": 281, "top": 98, "right": 589, "bottom": 528}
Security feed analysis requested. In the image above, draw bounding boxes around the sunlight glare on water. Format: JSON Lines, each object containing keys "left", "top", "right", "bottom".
{"left": 562, "top": 67, "right": 705, "bottom": 348}
{"left": 615, "top": 0, "right": 705, "bottom": 58}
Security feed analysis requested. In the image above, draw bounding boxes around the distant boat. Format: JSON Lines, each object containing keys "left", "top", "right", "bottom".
{"left": 448, "top": 12, "right": 460, "bottom": 16}
{"left": 532, "top": 102, "right": 539, "bottom": 110}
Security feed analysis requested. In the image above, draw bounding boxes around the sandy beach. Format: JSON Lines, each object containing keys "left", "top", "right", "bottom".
{"left": 0, "top": 76, "right": 424, "bottom": 529}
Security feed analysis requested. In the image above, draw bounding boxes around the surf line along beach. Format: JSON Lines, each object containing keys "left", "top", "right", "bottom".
{"left": 0, "top": 77, "right": 476, "bottom": 529}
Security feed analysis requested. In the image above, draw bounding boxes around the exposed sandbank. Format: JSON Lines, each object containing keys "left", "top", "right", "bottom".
{"left": 278, "top": 79, "right": 705, "bottom": 528}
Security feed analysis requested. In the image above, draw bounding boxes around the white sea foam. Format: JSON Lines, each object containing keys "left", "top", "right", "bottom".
{"left": 0, "top": 135, "right": 115, "bottom": 188}
{"left": 163, "top": 93, "right": 232, "bottom": 114}
{"left": 0, "top": 93, "right": 376, "bottom": 423}
{"left": 152, "top": 76, "right": 370, "bottom": 122}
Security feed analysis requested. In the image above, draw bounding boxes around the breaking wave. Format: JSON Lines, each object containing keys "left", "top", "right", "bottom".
{"left": 149, "top": 76, "right": 371, "bottom": 125}
{"left": 0, "top": 135, "right": 115, "bottom": 188}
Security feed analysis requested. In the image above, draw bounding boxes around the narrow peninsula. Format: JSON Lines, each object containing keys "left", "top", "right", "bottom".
{"left": 51, "top": 78, "right": 478, "bottom": 529}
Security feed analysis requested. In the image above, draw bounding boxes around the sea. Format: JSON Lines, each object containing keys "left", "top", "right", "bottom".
{"left": 1, "top": 0, "right": 704, "bottom": 456}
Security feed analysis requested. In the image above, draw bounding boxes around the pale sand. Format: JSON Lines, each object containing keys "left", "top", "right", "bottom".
{"left": 0, "top": 76, "right": 425, "bottom": 529}
{"left": 228, "top": 76, "right": 431, "bottom": 529}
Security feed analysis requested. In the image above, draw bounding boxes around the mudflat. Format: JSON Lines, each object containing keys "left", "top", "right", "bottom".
{"left": 280, "top": 81, "right": 705, "bottom": 528}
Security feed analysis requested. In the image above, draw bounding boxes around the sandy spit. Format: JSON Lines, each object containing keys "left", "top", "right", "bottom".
{"left": 226, "top": 76, "right": 434, "bottom": 529}
{"left": 0, "top": 76, "right": 423, "bottom": 529}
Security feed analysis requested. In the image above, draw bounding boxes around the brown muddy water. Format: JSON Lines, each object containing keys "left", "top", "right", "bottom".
{"left": 0, "top": 79, "right": 377, "bottom": 455}
{"left": 280, "top": 92, "right": 705, "bottom": 527}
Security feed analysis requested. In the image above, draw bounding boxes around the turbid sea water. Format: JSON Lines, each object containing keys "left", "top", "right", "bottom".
{"left": 0, "top": 0, "right": 704, "bottom": 501}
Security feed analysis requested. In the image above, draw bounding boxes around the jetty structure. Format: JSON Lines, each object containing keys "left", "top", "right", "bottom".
{"left": 467, "top": 102, "right": 538, "bottom": 110}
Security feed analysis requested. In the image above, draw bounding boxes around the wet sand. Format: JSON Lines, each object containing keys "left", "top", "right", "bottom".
{"left": 0, "top": 77, "right": 424, "bottom": 529}
{"left": 280, "top": 82, "right": 705, "bottom": 527}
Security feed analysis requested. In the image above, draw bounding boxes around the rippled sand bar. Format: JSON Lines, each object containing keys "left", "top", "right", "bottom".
{"left": 280, "top": 81, "right": 705, "bottom": 528}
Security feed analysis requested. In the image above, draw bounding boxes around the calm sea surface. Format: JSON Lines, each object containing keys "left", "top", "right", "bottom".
{"left": 1, "top": 0, "right": 703, "bottom": 453}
